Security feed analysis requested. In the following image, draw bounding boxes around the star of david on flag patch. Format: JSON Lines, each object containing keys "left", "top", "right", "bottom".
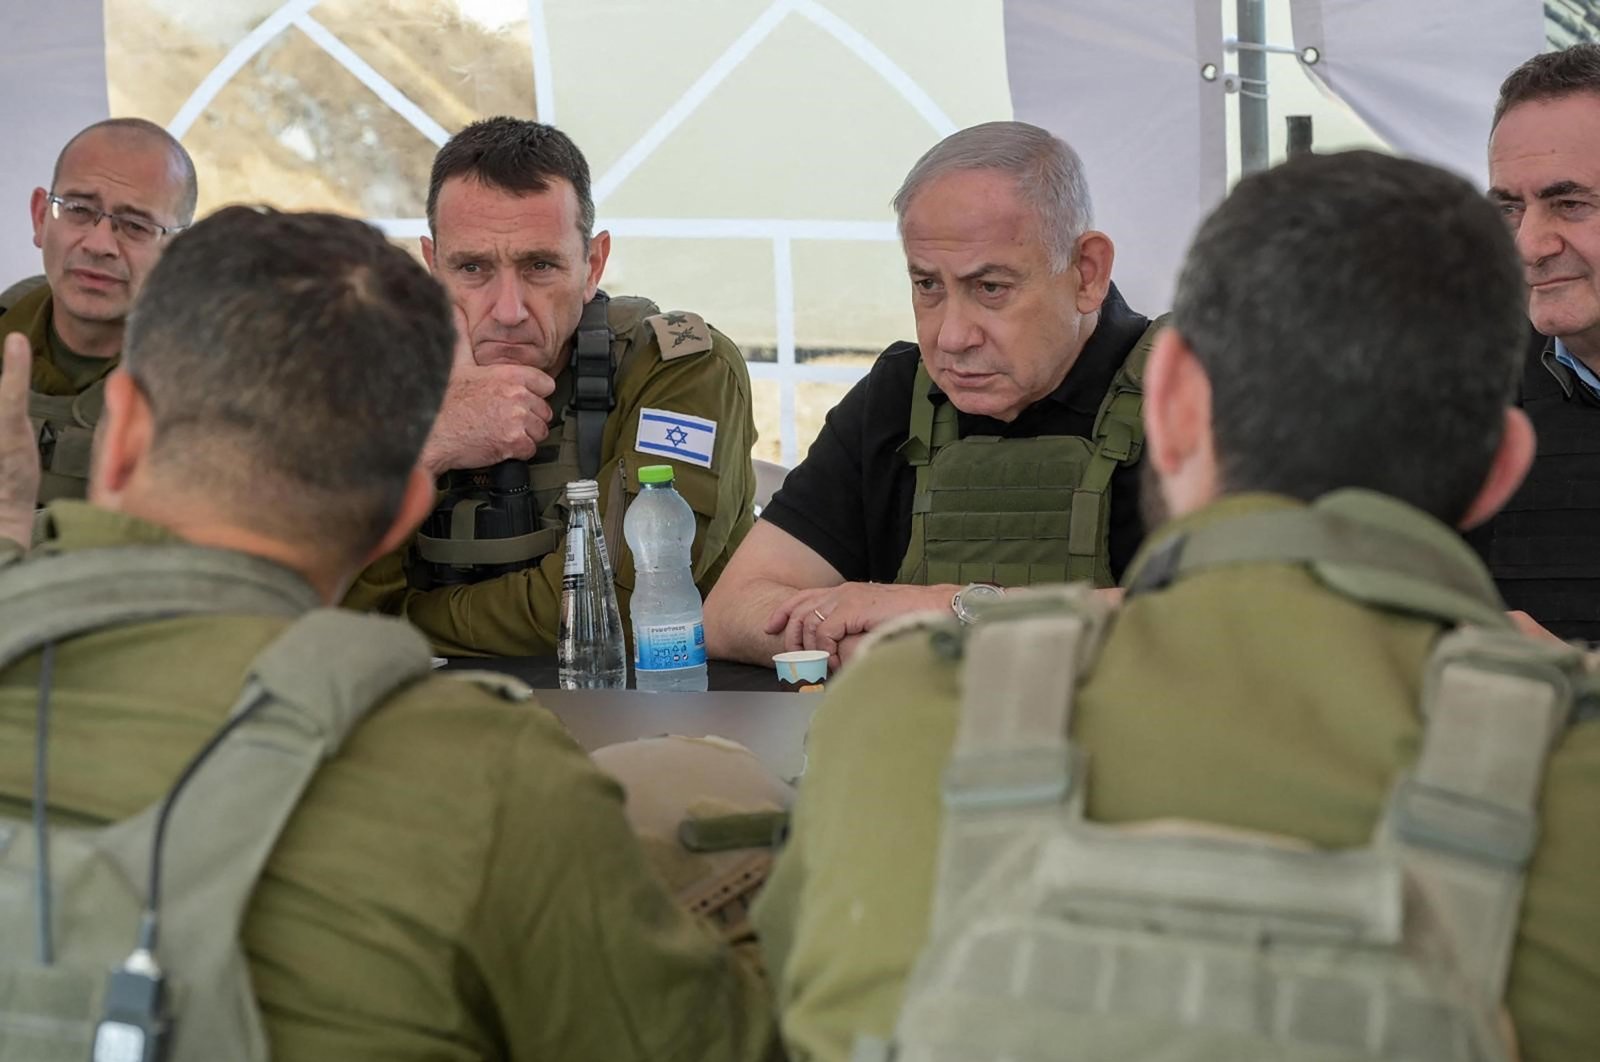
{"left": 636, "top": 407, "right": 717, "bottom": 469}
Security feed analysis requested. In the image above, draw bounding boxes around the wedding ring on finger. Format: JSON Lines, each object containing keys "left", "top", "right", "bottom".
{"left": 813, "top": 608, "right": 827, "bottom": 623}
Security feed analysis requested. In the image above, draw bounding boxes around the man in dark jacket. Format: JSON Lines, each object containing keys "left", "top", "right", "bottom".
{"left": 1478, "top": 43, "right": 1600, "bottom": 641}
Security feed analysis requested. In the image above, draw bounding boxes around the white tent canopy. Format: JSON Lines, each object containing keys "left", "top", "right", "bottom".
{"left": 0, "top": 0, "right": 1555, "bottom": 460}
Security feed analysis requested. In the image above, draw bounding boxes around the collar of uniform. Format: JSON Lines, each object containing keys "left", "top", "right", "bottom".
{"left": 1, "top": 284, "right": 73, "bottom": 395}
{"left": 1551, "top": 336, "right": 1600, "bottom": 401}
{"left": 34, "top": 500, "right": 321, "bottom": 608}
{"left": 0, "top": 284, "right": 119, "bottom": 395}
{"left": 924, "top": 282, "right": 1149, "bottom": 425}
{"left": 46, "top": 317, "right": 119, "bottom": 392}
{"left": 1124, "top": 493, "right": 1306, "bottom": 586}
{"left": 1124, "top": 490, "right": 1505, "bottom": 625}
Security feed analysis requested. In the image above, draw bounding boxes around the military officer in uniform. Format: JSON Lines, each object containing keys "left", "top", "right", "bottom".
{"left": 754, "top": 152, "right": 1600, "bottom": 1061}
{"left": 345, "top": 118, "right": 756, "bottom": 656}
{"left": 704, "top": 121, "right": 1160, "bottom": 668}
{"left": 0, "top": 117, "right": 196, "bottom": 503}
{"left": 0, "top": 207, "right": 777, "bottom": 1060}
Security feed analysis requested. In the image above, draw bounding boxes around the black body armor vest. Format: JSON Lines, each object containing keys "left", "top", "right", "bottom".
{"left": 1475, "top": 334, "right": 1600, "bottom": 641}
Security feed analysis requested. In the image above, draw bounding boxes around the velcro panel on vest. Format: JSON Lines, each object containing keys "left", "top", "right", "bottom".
{"left": 893, "top": 941, "right": 1494, "bottom": 1062}
{"left": 913, "top": 436, "right": 1096, "bottom": 587}
{"left": 1037, "top": 822, "right": 1402, "bottom": 945}
{"left": 932, "top": 587, "right": 1112, "bottom": 925}
{"left": 896, "top": 826, "right": 1502, "bottom": 1061}
{"left": 1383, "top": 625, "right": 1575, "bottom": 1005}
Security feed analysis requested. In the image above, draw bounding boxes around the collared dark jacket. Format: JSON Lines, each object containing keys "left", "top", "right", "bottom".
{"left": 1470, "top": 330, "right": 1600, "bottom": 641}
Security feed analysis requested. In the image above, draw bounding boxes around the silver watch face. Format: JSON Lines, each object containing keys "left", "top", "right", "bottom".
{"left": 954, "top": 582, "right": 1004, "bottom": 622}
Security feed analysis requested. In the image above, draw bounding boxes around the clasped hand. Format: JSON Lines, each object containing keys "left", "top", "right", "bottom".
{"left": 766, "top": 581, "right": 954, "bottom": 670}
{"left": 420, "top": 308, "right": 557, "bottom": 476}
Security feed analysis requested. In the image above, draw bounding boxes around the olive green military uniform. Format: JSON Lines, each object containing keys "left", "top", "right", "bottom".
{"left": 0, "top": 502, "right": 778, "bottom": 1062}
{"left": 0, "top": 283, "right": 119, "bottom": 503}
{"left": 345, "top": 297, "right": 756, "bottom": 657}
{"left": 754, "top": 493, "right": 1600, "bottom": 1062}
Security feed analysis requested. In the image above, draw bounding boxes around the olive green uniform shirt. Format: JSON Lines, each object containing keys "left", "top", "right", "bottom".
{"left": 0, "top": 282, "right": 119, "bottom": 395}
{"left": 346, "top": 307, "right": 756, "bottom": 656}
{"left": 754, "top": 493, "right": 1600, "bottom": 1062}
{"left": 0, "top": 503, "right": 778, "bottom": 1062}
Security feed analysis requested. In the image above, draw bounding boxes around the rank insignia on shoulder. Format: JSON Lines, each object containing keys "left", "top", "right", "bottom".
{"left": 646, "top": 310, "right": 714, "bottom": 360}
{"left": 637, "top": 407, "right": 717, "bottom": 469}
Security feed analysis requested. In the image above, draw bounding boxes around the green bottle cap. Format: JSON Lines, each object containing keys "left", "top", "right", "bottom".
{"left": 638, "top": 464, "right": 676, "bottom": 485}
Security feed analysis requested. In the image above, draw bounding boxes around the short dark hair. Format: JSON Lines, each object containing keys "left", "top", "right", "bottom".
{"left": 124, "top": 207, "right": 455, "bottom": 559}
{"left": 1494, "top": 43, "right": 1600, "bottom": 128}
{"left": 425, "top": 117, "right": 594, "bottom": 239}
{"left": 53, "top": 118, "right": 199, "bottom": 224}
{"left": 1170, "top": 150, "right": 1526, "bottom": 524}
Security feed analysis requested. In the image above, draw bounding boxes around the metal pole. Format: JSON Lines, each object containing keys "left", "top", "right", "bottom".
{"left": 1236, "top": 0, "right": 1269, "bottom": 174}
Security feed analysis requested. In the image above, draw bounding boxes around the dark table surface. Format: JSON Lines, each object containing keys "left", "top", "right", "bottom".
{"left": 443, "top": 656, "right": 780, "bottom": 692}
{"left": 441, "top": 656, "right": 818, "bottom": 778}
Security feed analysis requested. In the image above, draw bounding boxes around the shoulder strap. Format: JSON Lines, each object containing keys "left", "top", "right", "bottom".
{"left": 569, "top": 291, "right": 616, "bottom": 482}
{"left": 533, "top": 293, "right": 661, "bottom": 536}
{"left": 896, "top": 361, "right": 962, "bottom": 584}
{"left": 1381, "top": 625, "right": 1579, "bottom": 1005}
{"left": 0, "top": 545, "right": 317, "bottom": 676}
{"left": 931, "top": 584, "right": 1116, "bottom": 923}
{"left": 898, "top": 360, "right": 959, "bottom": 468}
{"left": 98, "top": 609, "right": 433, "bottom": 1061}
{"left": 0, "top": 274, "right": 48, "bottom": 314}
{"left": 1127, "top": 500, "right": 1508, "bottom": 630}
{"left": 1065, "top": 314, "right": 1166, "bottom": 581}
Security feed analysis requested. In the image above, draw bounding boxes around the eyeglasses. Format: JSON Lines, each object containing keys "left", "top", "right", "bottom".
{"left": 46, "top": 194, "right": 186, "bottom": 245}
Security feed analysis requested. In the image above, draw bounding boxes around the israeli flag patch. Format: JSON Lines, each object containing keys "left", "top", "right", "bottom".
{"left": 636, "top": 407, "right": 717, "bottom": 469}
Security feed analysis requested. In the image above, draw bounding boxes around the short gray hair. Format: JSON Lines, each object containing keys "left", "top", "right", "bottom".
{"left": 891, "top": 121, "right": 1093, "bottom": 273}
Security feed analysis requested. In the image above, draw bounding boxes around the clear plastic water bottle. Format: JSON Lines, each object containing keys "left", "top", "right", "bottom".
{"left": 557, "top": 479, "right": 627, "bottom": 689}
{"left": 623, "top": 465, "right": 708, "bottom": 692}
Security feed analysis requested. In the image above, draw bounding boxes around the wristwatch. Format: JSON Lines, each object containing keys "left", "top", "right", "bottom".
{"left": 951, "top": 582, "right": 1004, "bottom": 624}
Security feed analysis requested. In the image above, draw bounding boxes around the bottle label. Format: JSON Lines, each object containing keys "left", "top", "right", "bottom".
{"left": 564, "top": 526, "right": 586, "bottom": 576}
{"left": 634, "top": 621, "right": 707, "bottom": 672}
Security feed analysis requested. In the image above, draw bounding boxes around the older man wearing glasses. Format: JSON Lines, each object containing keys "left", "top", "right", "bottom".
{"left": 0, "top": 117, "right": 197, "bottom": 502}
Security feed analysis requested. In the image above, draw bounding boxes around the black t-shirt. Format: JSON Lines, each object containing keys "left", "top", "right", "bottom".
{"left": 762, "top": 284, "right": 1151, "bottom": 583}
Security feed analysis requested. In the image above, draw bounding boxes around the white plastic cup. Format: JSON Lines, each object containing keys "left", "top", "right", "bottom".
{"left": 772, "top": 650, "right": 829, "bottom": 690}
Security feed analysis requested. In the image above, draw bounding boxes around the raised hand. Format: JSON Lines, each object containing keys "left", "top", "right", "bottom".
{"left": 0, "top": 333, "right": 40, "bottom": 547}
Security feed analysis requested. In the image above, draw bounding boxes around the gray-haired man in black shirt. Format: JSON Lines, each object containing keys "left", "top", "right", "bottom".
{"left": 705, "top": 121, "right": 1158, "bottom": 668}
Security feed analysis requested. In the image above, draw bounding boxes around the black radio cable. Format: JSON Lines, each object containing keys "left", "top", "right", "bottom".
{"left": 91, "top": 683, "right": 275, "bottom": 1062}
